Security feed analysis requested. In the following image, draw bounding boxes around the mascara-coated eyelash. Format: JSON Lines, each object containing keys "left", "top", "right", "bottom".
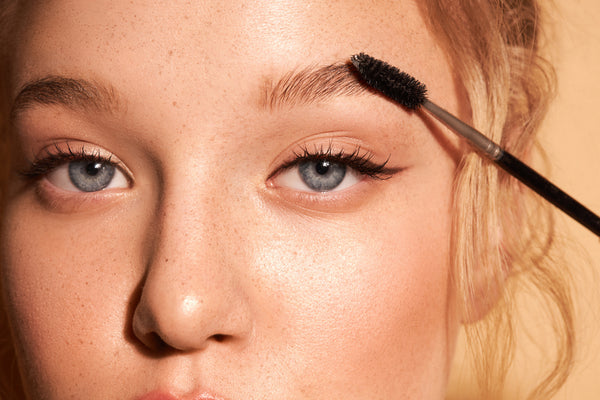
{"left": 272, "top": 144, "right": 396, "bottom": 180}
{"left": 269, "top": 143, "right": 401, "bottom": 194}
{"left": 20, "top": 143, "right": 117, "bottom": 179}
{"left": 19, "top": 143, "right": 130, "bottom": 193}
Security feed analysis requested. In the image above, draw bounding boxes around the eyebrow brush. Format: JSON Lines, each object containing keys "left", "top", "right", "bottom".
{"left": 350, "top": 52, "right": 600, "bottom": 237}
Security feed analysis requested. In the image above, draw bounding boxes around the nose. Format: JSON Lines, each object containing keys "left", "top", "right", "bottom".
{"left": 132, "top": 197, "right": 253, "bottom": 353}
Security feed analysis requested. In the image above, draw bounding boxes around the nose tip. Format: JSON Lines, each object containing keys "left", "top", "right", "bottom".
{"left": 132, "top": 264, "right": 253, "bottom": 353}
{"left": 130, "top": 183, "right": 255, "bottom": 354}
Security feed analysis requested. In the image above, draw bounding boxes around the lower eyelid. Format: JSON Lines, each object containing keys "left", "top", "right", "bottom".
{"left": 34, "top": 178, "right": 130, "bottom": 213}
{"left": 266, "top": 179, "right": 377, "bottom": 214}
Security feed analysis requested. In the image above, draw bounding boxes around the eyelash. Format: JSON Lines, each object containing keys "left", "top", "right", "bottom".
{"left": 19, "top": 143, "right": 396, "bottom": 185}
{"left": 20, "top": 143, "right": 118, "bottom": 180}
{"left": 272, "top": 144, "right": 396, "bottom": 180}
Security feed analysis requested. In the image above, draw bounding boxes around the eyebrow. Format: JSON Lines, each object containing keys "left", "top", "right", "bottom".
{"left": 10, "top": 76, "right": 121, "bottom": 120}
{"left": 261, "top": 62, "right": 371, "bottom": 109}
{"left": 10, "top": 62, "right": 371, "bottom": 118}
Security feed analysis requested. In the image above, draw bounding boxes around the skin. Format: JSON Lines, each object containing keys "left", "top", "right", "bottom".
{"left": 1, "top": 0, "right": 469, "bottom": 398}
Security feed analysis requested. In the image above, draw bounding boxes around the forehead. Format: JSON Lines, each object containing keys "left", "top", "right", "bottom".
{"left": 11, "top": 0, "right": 440, "bottom": 80}
{"left": 9, "top": 0, "right": 459, "bottom": 135}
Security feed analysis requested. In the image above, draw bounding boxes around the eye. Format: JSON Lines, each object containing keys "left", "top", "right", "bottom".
{"left": 274, "top": 159, "right": 362, "bottom": 192}
{"left": 46, "top": 160, "right": 129, "bottom": 192}
{"left": 270, "top": 144, "right": 398, "bottom": 194}
{"left": 21, "top": 144, "right": 131, "bottom": 194}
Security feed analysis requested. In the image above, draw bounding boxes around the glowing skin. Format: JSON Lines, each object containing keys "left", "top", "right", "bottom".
{"left": 1, "top": 0, "right": 468, "bottom": 399}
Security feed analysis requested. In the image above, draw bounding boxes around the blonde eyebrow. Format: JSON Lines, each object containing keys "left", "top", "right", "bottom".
{"left": 10, "top": 76, "right": 122, "bottom": 120}
{"left": 261, "top": 62, "right": 371, "bottom": 110}
{"left": 11, "top": 63, "right": 371, "bottom": 118}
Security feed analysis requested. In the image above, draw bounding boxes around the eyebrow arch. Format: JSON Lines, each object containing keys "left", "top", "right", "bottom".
{"left": 10, "top": 76, "right": 121, "bottom": 120}
{"left": 11, "top": 63, "right": 370, "bottom": 118}
{"left": 262, "top": 62, "right": 372, "bottom": 110}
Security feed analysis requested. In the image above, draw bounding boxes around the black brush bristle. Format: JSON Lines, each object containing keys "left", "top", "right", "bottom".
{"left": 350, "top": 53, "right": 427, "bottom": 110}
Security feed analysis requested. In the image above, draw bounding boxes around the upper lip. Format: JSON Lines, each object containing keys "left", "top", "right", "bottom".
{"left": 136, "top": 390, "right": 228, "bottom": 400}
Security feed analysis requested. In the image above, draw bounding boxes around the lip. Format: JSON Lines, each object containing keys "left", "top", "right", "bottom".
{"left": 136, "top": 390, "right": 227, "bottom": 400}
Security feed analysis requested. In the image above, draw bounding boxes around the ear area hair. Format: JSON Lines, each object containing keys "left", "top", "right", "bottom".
{"left": 457, "top": 250, "right": 511, "bottom": 324}
{"left": 449, "top": 151, "right": 515, "bottom": 324}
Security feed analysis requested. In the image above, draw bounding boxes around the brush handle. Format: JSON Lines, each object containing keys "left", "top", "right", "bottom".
{"left": 497, "top": 151, "right": 600, "bottom": 236}
{"left": 422, "top": 100, "right": 600, "bottom": 237}
{"left": 423, "top": 100, "right": 503, "bottom": 160}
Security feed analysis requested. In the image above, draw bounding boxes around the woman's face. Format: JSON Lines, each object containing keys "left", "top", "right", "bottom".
{"left": 1, "top": 1, "right": 466, "bottom": 399}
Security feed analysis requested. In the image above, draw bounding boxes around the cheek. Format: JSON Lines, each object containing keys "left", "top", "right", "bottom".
{"left": 0, "top": 197, "right": 145, "bottom": 397}
{"left": 249, "top": 184, "right": 454, "bottom": 396}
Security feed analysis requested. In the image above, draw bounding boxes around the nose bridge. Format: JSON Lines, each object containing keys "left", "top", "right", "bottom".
{"left": 150, "top": 172, "right": 229, "bottom": 275}
{"left": 157, "top": 184, "right": 226, "bottom": 261}
{"left": 133, "top": 180, "right": 252, "bottom": 352}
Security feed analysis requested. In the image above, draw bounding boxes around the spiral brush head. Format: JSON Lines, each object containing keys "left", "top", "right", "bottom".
{"left": 350, "top": 53, "right": 427, "bottom": 110}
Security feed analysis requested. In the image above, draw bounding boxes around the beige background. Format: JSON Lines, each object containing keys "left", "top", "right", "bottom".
{"left": 448, "top": 0, "right": 600, "bottom": 398}
{"left": 539, "top": 1, "right": 600, "bottom": 398}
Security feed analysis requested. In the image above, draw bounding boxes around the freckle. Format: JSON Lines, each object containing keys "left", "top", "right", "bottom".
{"left": 172, "top": 101, "right": 177, "bottom": 107}
{"left": 165, "top": 258, "right": 169, "bottom": 263}
{"left": 168, "top": 50, "right": 173, "bottom": 56}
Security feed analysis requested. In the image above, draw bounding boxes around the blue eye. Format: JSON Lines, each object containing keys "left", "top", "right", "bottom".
{"left": 297, "top": 160, "right": 347, "bottom": 191}
{"left": 273, "top": 158, "right": 362, "bottom": 193}
{"left": 271, "top": 145, "right": 398, "bottom": 194}
{"left": 68, "top": 161, "right": 116, "bottom": 192}
{"left": 46, "top": 160, "right": 129, "bottom": 193}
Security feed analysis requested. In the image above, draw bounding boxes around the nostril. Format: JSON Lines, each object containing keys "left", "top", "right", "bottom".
{"left": 211, "top": 334, "right": 227, "bottom": 342}
{"left": 139, "top": 331, "right": 169, "bottom": 352}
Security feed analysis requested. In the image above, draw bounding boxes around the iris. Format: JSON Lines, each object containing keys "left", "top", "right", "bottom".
{"left": 298, "top": 160, "right": 346, "bottom": 191}
{"left": 68, "top": 161, "right": 116, "bottom": 192}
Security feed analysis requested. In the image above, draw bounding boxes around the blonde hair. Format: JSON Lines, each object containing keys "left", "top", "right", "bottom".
{"left": 0, "top": 1, "right": 574, "bottom": 399}
{"left": 418, "top": 1, "right": 574, "bottom": 398}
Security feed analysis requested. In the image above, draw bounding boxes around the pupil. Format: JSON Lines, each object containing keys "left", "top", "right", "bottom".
{"left": 315, "top": 160, "right": 330, "bottom": 175}
{"left": 85, "top": 162, "right": 102, "bottom": 176}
